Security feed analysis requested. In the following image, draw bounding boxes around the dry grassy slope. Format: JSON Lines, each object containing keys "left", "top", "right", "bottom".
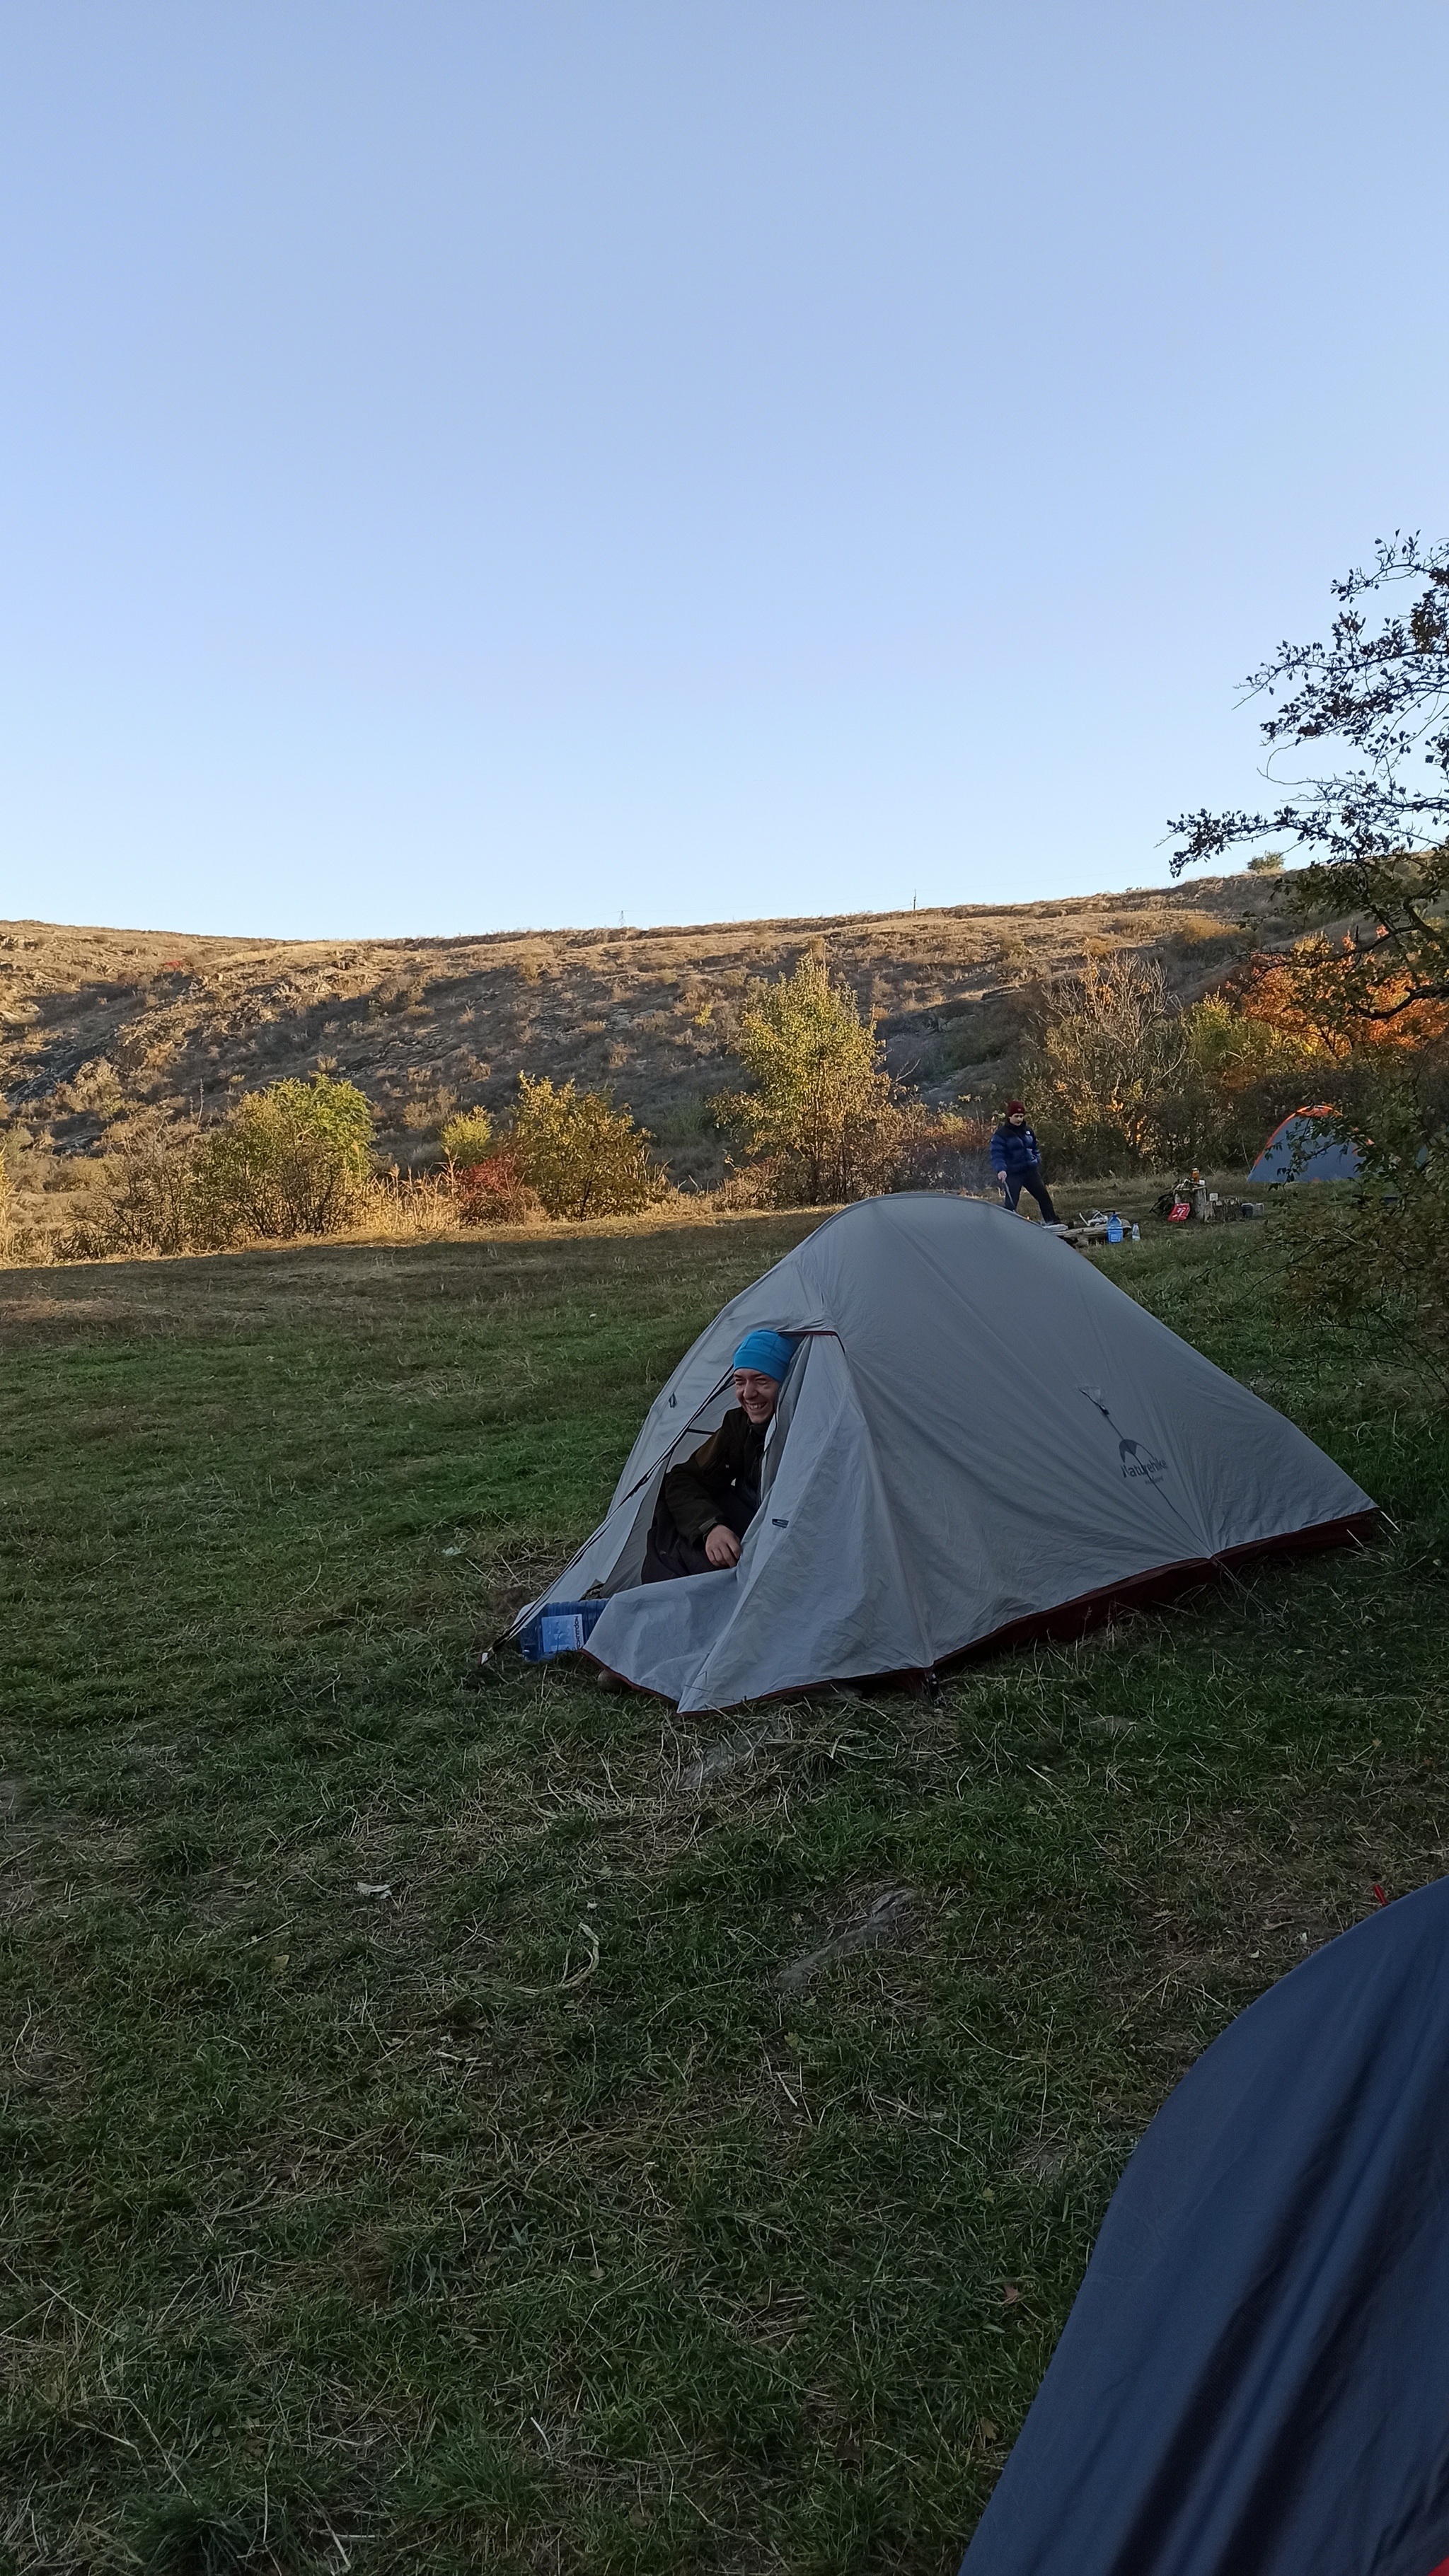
{"left": 0, "top": 876, "right": 1294, "bottom": 1219}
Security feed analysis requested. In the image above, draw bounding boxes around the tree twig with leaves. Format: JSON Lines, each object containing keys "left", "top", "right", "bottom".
{"left": 1169, "top": 533, "right": 1449, "bottom": 1021}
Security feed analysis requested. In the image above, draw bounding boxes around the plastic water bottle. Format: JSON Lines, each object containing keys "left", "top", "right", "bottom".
{"left": 1130, "top": 1222, "right": 1141, "bottom": 1242}
{"left": 1107, "top": 1212, "right": 1124, "bottom": 1243}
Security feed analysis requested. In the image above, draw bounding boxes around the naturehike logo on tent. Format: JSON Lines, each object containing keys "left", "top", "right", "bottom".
{"left": 1079, "top": 1387, "right": 1170, "bottom": 1487}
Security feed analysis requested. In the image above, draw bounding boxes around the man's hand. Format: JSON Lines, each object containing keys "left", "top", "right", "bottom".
{"left": 704, "top": 1524, "right": 741, "bottom": 1569}
{"left": 995, "top": 1170, "right": 1008, "bottom": 1184}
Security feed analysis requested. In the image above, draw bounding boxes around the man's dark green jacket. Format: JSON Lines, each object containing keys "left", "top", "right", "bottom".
{"left": 662, "top": 1407, "right": 767, "bottom": 1542}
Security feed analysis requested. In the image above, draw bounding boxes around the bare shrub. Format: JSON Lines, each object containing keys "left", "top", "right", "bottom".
{"left": 712, "top": 1159, "right": 786, "bottom": 1210}
{"left": 1022, "top": 954, "right": 1189, "bottom": 1171}
{"left": 59, "top": 1057, "right": 124, "bottom": 1120}
{"left": 901, "top": 1112, "right": 995, "bottom": 1194}
{"left": 400, "top": 1084, "right": 458, "bottom": 1135}
{"left": 59, "top": 1119, "right": 201, "bottom": 1259}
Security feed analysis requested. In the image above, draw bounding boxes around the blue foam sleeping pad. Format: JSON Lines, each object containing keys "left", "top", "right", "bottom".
{"left": 516, "top": 1600, "right": 606, "bottom": 1662}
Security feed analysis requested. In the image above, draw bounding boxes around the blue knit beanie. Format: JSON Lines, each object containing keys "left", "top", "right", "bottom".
{"left": 731, "top": 1328, "right": 799, "bottom": 1381}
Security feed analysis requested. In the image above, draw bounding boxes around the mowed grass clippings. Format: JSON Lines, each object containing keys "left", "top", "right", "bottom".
{"left": 2, "top": 1210, "right": 1447, "bottom": 2575}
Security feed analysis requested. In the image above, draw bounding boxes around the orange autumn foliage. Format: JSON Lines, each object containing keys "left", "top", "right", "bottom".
{"left": 1229, "top": 938, "right": 1449, "bottom": 1061}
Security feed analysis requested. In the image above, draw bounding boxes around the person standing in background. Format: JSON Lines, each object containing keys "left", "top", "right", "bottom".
{"left": 990, "top": 1100, "right": 1059, "bottom": 1223}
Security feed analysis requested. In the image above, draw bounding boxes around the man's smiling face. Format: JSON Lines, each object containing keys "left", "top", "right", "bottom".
{"left": 733, "top": 1369, "right": 780, "bottom": 1425}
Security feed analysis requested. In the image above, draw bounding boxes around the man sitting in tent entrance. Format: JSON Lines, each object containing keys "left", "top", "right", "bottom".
{"left": 642, "top": 1330, "right": 799, "bottom": 1583}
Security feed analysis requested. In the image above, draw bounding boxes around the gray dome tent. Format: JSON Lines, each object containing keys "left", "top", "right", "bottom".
{"left": 512, "top": 1196, "right": 1372, "bottom": 1712}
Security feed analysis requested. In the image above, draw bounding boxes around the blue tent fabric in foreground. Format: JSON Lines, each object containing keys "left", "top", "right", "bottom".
{"left": 960, "top": 1878, "right": 1449, "bottom": 2576}
{"left": 1249, "top": 1105, "right": 1363, "bottom": 1183}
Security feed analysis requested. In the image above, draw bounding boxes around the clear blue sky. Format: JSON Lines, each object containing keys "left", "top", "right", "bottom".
{"left": 2, "top": 2, "right": 1445, "bottom": 941}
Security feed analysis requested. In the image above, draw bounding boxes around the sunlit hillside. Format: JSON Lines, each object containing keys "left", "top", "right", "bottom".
{"left": 1, "top": 874, "right": 1303, "bottom": 1244}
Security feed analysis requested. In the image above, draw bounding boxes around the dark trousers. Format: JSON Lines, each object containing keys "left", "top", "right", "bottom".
{"left": 1003, "top": 1166, "right": 1058, "bottom": 1223}
{"left": 642, "top": 1483, "right": 756, "bottom": 1584}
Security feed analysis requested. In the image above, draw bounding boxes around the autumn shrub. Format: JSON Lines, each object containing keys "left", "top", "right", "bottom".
{"left": 1014, "top": 945, "right": 1410, "bottom": 1175}
{"left": 439, "top": 1108, "right": 494, "bottom": 1166}
{"left": 1169, "top": 936, "right": 1449, "bottom": 1170}
{"left": 1178, "top": 994, "right": 1314, "bottom": 1101}
{"left": 63, "top": 1074, "right": 375, "bottom": 1258}
{"left": 190, "top": 1074, "right": 374, "bottom": 1241}
{"left": 1228, "top": 936, "right": 1449, "bottom": 1064}
{"left": 508, "top": 1078, "right": 669, "bottom": 1219}
{"left": 1165, "top": 997, "right": 1320, "bottom": 1166}
{"left": 452, "top": 1147, "right": 547, "bottom": 1227}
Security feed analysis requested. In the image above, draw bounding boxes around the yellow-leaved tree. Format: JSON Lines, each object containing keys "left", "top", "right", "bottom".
{"left": 721, "top": 947, "right": 911, "bottom": 1205}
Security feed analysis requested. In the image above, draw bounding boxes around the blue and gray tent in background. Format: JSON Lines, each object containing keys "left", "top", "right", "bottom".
{"left": 959, "top": 1878, "right": 1449, "bottom": 2576}
{"left": 1249, "top": 1104, "right": 1363, "bottom": 1183}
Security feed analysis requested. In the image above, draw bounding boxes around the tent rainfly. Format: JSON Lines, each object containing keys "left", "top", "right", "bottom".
{"left": 1248, "top": 1105, "right": 1363, "bottom": 1183}
{"left": 958, "top": 1876, "right": 1449, "bottom": 2576}
{"left": 512, "top": 1195, "right": 1373, "bottom": 1712}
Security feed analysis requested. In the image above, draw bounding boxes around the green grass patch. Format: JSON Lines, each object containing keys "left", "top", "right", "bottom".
{"left": 3, "top": 1210, "right": 1448, "bottom": 2573}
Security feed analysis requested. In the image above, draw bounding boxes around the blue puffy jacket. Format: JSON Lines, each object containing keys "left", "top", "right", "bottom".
{"left": 990, "top": 1122, "right": 1043, "bottom": 1176}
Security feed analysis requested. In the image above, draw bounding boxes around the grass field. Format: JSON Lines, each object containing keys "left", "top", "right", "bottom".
{"left": 4, "top": 1205, "right": 1448, "bottom": 2576}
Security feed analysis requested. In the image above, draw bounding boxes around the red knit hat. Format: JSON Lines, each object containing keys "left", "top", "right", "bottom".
{"left": 1006, "top": 1099, "right": 1025, "bottom": 1115}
